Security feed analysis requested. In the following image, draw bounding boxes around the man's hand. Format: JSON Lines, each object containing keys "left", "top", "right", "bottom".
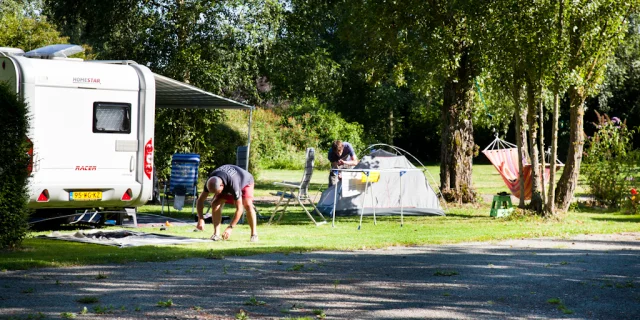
{"left": 196, "top": 190, "right": 209, "bottom": 231}
{"left": 222, "top": 226, "right": 233, "bottom": 240}
{"left": 338, "top": 159, "right": 344, "bottom": 165}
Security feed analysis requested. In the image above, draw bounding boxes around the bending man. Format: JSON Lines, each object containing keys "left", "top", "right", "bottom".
{"left": 196, "top": 164, "right": 258, "bottom": 242}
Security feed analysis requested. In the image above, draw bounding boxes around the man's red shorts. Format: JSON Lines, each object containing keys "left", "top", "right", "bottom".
{"left": 221, "top": 184, "right": 254, "bottom": 204}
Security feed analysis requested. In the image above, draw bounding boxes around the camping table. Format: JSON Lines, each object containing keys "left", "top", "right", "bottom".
{"left": 331, "top": 168, "right": 425, "bottom": 229}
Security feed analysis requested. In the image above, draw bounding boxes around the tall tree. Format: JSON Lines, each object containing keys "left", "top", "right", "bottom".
{"left": 0, "top": 0, "right": 68, "bottom": 51}
{"left": 44, "top": 0, "right": 284, "bottom": 176}
{"left": 545, "top": 0, "right": 567, "bottom": 215}
{"left": 590, "top": 14, "right": 640, "bottom": 148}
{"left": 485, "top": 0, "right": 635, "bottom": 215}
{"left": 264, "top": 0, "right": 427, "bottom": 149}
{"left": 519, "top": 2, "right": 559, "bottom": 213}
{"left": 337, "top": 0, "right": 491, "bottom": 203}
{"left": 555, "top": 0, "right": 637, "bottom": 211}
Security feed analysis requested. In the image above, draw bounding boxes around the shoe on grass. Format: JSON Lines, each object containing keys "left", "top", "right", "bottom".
{"left": 210, "top": 234, "right": 222, "bottom": 241}
{"left": 250, "top": 235, "right": 259, "bottom": 242}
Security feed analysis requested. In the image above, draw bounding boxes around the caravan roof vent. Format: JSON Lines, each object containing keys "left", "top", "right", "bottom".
{"left": 24, "top": 44, "right": 83, "bottom": 59}
{"left": 0, "top": 47, "right": 25, "bottom": 56}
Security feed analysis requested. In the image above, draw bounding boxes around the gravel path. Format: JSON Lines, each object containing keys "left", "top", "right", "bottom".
{"left": 1, "top": 232, "right": 639, "bottom": 319}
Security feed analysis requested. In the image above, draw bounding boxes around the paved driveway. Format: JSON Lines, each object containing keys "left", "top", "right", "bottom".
{"left": 1, "top": 233, "right": 639, "bottom": 319}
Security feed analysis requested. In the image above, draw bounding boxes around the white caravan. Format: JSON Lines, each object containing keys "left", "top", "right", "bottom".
{"left": 0, "top": 44, "right": 252, "bottom": 227}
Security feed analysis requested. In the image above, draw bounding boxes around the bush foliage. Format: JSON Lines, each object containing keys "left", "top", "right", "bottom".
{"left": 582, "top": 112, "right": 639, "bottom": 208}
{"left": 152, "top": 98, "right": 365, "bottom": 183}
{"left": 260, "top": 98, "right": 364, "bottom": 170}
{"left": 0, "top": 83, "right": 30, "bottom": 249}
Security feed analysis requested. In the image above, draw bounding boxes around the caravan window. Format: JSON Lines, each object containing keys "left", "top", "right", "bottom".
{"left": 93, "top": 102, "right": 131, "bottom": 134}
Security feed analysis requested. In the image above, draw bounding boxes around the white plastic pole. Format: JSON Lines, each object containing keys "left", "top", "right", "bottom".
{"left": 358, "top": 171, "right": 370, "bottom": 230}
{"left": 371, "top": 179, "right": 376, "bottom": 225}
{"left": 331, "top": 170, "right": 338, "bottom": 228}
{"left": 400, "top": 171, "right": 405, "bottom": 227}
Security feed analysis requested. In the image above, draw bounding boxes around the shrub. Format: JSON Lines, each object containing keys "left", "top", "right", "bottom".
{"left": 623, "top": 188, "right": 640, "bottom": 214}
{"left": 246, "top": 107, "right": 301, "bottom": 170}
{"left": 154, "top": 108, "right": 228, "bottom": 182}
{"left": 276, "top": 97, "right": 364, "bottom": 152}
{"left": 232, "top": 102, "right": 363, "bottom": 171}
{"left": 582, "top": 112, "right": 639, "bottom": 208}
{"left": 165, "top": 99, "right": 365, "bottom": 178}
{"left": 0, "top": 82, "right": 30, "bottom": 249}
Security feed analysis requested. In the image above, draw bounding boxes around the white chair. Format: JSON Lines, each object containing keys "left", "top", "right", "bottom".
{"left": 269, "top": 148, "right": 327, "bottom": 226}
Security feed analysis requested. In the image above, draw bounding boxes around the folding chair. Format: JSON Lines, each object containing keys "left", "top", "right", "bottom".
{"left": 269, "top": 148, "right": 327, "bottom": 225}
{"left": 161, "top": 153, "right": 201, "bottom": 214}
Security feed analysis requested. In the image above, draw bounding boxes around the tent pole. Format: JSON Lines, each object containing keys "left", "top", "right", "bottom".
{"left": 332, "top": 171, "right": 338, "bottom": 228}
{"left": 400, "top": 171, "right": 405, "bottom": 227}
{"left": 371, "top": 180, "right": 376, "bottom": 225}
{"left": 358, "top": 171, "right": 369, "bottom": 230}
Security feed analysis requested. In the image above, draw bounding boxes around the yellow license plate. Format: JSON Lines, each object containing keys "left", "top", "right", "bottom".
{"left": 70, "top": 191, "right": 102, "bottom": 201}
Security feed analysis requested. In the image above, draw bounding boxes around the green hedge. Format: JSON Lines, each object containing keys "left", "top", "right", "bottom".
{"left": 0, "top": 82, "right": 30, "bottom": 249}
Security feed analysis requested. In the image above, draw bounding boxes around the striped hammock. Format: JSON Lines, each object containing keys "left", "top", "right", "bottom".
{"left": 482, "top": 137, "right": 563, "bottom": 200}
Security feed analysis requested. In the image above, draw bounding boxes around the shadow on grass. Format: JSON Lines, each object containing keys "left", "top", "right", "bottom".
{"left": 138, "top": 203, "right": 328, "bottom": 226}
{"left": 0, "top": 240, "right": 322, "bottom": 271}
{"left": 254, "top": 180, "right": 327, "bottom": 193}
{"left": 259, "top": 209, "right": 331, "bottom": 226}
{"left": 591, "top": 216, "right": 640, "bottom": 223}
{"left": 443, "top": 213, "right": 492, "bottom": 219}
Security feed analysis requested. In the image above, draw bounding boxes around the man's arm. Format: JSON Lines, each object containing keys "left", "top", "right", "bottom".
{"left": 222, "top": 198, "right": 244, "bottom": 239}
{"left": 229, "top": 199, "right": 244, "bottom": 227}
{"left": 345, "top": 154, "right": 358, "bottom": 166}
{"left": 339, "top": 152, "right": 358, "bottom": 166}
{"left": 195, "top": 190, "right": 209, "bottom": 230}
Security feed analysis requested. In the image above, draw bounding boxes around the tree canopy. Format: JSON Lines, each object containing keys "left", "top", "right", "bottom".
{"left": 3, "top": 0, "right": 640, "bottom": 210}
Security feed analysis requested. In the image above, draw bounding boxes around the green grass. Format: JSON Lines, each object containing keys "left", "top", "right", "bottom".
{"left": 259, "top": 164, "right": 523, "bottom": 197}
{"left": 171, "top": 164, "right": 586, "bottom": 204}
{"left": 0, "top": 165, "right": 616, "bottom": 271}
{"left": 253, "top": 169, "right": 330, "bottom": 197}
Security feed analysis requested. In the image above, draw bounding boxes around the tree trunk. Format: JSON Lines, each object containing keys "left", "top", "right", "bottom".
{"left": 547, "top": 0, "right": 563, "bottom": 216}
{"left": 526, "top": 80, "right": 543, "bottom": 212}
{"left": 512, "top": 83, "right": 528, "bottom": 208}
{"left": 547, "top": 92, "right": 560, "bottom": 214}
{"left": 555, "top": 85, "right": 585, "bottom": 211}
{"left": 538, "top": 95, "right": 547, "bottom": 209}
{"left": 440, "top": 47, "right": 476, "bottom": 203}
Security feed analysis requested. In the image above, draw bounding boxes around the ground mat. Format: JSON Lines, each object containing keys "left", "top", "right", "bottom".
{"left": 37, "top": 229, "right": 210, "bottom": 247}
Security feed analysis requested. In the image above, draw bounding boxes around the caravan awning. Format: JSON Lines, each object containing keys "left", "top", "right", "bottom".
{"left": 153, "top": 73, "right": 252, "bottom": 110}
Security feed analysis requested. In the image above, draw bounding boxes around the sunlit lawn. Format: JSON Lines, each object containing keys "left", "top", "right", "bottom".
{"left": 0, "top": 164, "right": 618, "bottom": 271}
{"left": 256, "top": 164, "right": 584, "bottom": 199}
